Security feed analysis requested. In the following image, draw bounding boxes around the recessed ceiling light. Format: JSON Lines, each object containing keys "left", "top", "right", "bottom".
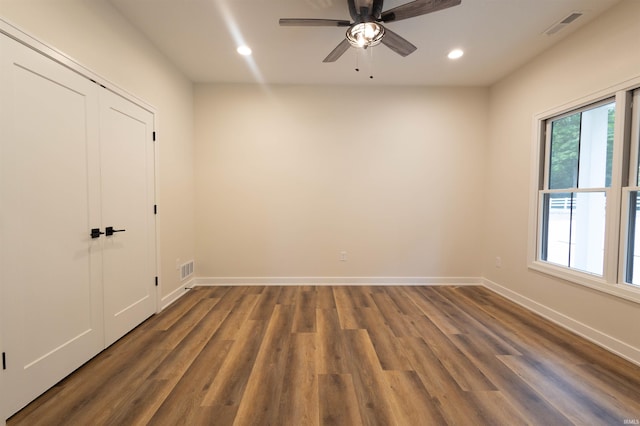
{"left": 448, "top": 49, "right": 464, "bottom": 60}
{"left": 237, "top": 45, "right": 252, "bottom": 56}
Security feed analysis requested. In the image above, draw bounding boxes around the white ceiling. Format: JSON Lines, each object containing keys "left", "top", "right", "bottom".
{"left": 109, "top": 0, "right": 620, "bottom": 86}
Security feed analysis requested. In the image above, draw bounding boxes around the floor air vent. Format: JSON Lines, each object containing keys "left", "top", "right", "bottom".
{"left": 180, "top": 260, "right": 194, "bottom": 281}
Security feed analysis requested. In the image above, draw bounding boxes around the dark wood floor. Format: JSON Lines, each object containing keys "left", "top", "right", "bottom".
{"left": 8, "top": 285, "right": 640, "bottom": 425}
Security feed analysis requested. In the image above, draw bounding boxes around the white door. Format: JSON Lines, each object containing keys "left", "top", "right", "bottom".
{"left": 99, "top": 89, "right": 157, "bottom": 347}
{"left": 0, "top": 37, "right": 104, "bottom": 416}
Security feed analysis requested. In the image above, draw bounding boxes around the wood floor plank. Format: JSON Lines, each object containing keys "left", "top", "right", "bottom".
{"left": 356, "top": 306, "right": 413, "bottom": 371}
{"left": 333, "top": 287, "right": 362, "bottom": 330}
{"left": 370, "top": 292, "right": 416, "bottom": 337}
{"left": 404, "top": 286, "right": 463, "bottom": 334}
{"left": 423, "top": 286, "right": 479, "bottom": 334}
{"left": 277, "top": 332, "right": 319, "bottom": 425}
{"left": 146, "top": 335, "right": 234, "bottom": 425}
{"left": 100, "top": 308, "right": 230, "bottom": 423}
{"left": 103, "top": 379, "right": 170, "bottom": 426}
{"left": 462, "top": 390, "right": 531, "bottom": 425}
{"left": 342, "top": 329, "right": 398, "bottom": 425}
{"left": 383, "top": 370, "right": 447, "bottom": 425}
{"left": 213, "top": 293, "right": 260, "bottom": 341}
{"left": 232, "top": 304, "right": 295, "bottom": 425}
{"left": 249, "top": 285, "right": 282, "bottom": 320}
{"left": 291, "top": 288, "right": 317, "bottom": 333}
{"left": 385, "top": 286, "right": 425, "bottom": 317}
{"left": 145, "top": 297, "right": 223, "bottom": 354}
{"left": 151, "top": 287, "right": 216, "bottom": 331}
{"left": 318, "top": 374, "right": 363, "bottom": 426}
{"left": 316, "top": 285, "right": 336, "bottom": 309}
{"left": 53, "top": 348, "right": 170, "bottom": 425}
{"left": 347, "top": 286, "right": 375, "bottom": 308}
{"left": 146, "top": 305, "right": 229, "bottom": 383}
{"left": 210, "top": 286, "right": 250, "bottom": 313}
{"left": 399, "top": 335, "right": 464, "bottom": 397}
{"left": 409, "top": 315, "right": 497, "bottom": 392}
{"left": 200, "top": 319, "right": 269, "bottom": 408}
{"left": 432, "top": 286, "right": 525, "bottom": 356}
{"left": 431, "top": 387, "right": 489, "bottom": 425}
{"left": 276, "top": 285, "right": 297, "bottom": 305}
{"left": 316, "top": 308, "right": 350, "bottom": 375}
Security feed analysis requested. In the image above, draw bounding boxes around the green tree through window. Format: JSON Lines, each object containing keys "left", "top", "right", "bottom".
{"left": 549, "top": 113, "right": 580, "bottom": 190}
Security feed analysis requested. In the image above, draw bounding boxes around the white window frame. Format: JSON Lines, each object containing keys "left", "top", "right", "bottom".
{"left": 528, "top": 81, "right": 640, "bottom": 305}
{"left": 619, "top": 88, "right": 640, "bottom": 288}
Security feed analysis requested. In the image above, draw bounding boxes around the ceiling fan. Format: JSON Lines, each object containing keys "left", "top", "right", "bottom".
{"left": 279, "top": 0, "right": 462, "bottom": 63}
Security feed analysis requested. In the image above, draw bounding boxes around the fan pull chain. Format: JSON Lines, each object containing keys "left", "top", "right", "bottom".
{"left": 353, "top": 47, "right": 374, "bottom": 79}
{"left": 369, "top": 46, "right": 374, "bottom": 79}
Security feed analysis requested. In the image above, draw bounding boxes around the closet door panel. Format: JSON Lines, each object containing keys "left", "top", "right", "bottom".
{"left": 0, "top": 37, "right": 103, "bottom": 416}
{"left": 100, "top": 89, "right": 156, "bottom": 347}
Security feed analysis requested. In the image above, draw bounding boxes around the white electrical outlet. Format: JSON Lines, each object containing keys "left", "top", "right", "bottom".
{"left": 495, "top": 256, "right": 502, "bottom": 268}
{"left": 339, "top": 251, "right": 347, "bottom": 261}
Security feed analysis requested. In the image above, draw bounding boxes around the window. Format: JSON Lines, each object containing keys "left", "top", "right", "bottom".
{"left": 531, "top": 86, "right": 640, "bottom": 302}
{"left": 540, "top": 100, "right": 614, "bottom": 276}
{"left": 623, "top": 89, "right": 640, "bottom": 286}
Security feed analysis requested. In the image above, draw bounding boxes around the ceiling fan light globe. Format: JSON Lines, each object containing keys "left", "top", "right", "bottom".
{"left": 346, "top": 22, "right": 384, "bottom": 48}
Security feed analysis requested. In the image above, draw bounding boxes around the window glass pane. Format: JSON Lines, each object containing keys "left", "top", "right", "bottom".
{"left": 548, "top": 101, "right": 615, "bottom": 190}
{"left": 569, "top": 191, "right": 606, "bottom": 276}
{"left": 607, "top": 104, "right": 615, "bottom": 187}
{"left": 578, "top": 102, "right": 615, "bottom": 189}
{"left": 626, "top": 191, "right": 640, "bottom": 286}
{"left": 549, "top": 115, "right": 580, "bottom": 189}
{"left": 636, "top": 97, "right": 640, "bottom": 186}
{"left": 542, "top": 192, "right": 572, "bottom": 267}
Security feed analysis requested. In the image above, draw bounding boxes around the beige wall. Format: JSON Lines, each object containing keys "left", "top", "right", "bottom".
{"left": 0, "top": 0, "right": 196, "bottom": 301}
{"left": 484, "top": 0, "right": 640, "bottom": 354}
{"left": 195, "top": 84, "right": 488, "bottom": 278}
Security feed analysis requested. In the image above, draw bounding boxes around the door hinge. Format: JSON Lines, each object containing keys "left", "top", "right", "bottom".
{"left": 154, "top": 204, "right": 157, "bottom": 215}
{"left": 155, "top": 276, "right": 158, "bottom": 287}
{"left": 152, "top": 131, "right": 156, "bottom": 141}
{"left": 2, "top": 352, "right": 6, "bottom": 370}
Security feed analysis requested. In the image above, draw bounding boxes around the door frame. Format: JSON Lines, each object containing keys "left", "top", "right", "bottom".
{"left": 0, "top": 18, "right": 161, "bottom": 424}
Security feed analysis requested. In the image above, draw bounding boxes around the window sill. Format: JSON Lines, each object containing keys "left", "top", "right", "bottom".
{"left": 529, "top": 261, "right": 640, "bottom": 305}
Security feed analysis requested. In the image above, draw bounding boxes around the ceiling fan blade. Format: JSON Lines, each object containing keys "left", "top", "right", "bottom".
{"left": 381, "top": 27, "right": 417, "bottom": 57}
{"left": 279, "top": 18, "right": 351, "bottom": 27}
{"left": 381, "top": 0, "right": 461, "bottom": 23}
{"left": 323, "top": 39, "right": 351, "bottom": 62}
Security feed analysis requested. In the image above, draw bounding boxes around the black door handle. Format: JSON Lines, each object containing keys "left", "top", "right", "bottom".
{"left": 105, "top": 226, "right": 126, "bottom": 236}
{"left": 90, "top": 228, "right": 105, "bottom": 239}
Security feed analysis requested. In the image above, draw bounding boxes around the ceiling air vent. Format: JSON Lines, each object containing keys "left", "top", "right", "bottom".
{"left": 544, "top": 11, "right": 584, "bottom": 36}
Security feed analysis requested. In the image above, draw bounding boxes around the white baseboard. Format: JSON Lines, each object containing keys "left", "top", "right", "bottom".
{"left": 194, "top": 276, "right": 482, "bottom": 286}
{"left": 482, "top": 278, "right": 640, "bottom": 367}
{"left": 159, "top": 278, "right": 195, "bottom": 311}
